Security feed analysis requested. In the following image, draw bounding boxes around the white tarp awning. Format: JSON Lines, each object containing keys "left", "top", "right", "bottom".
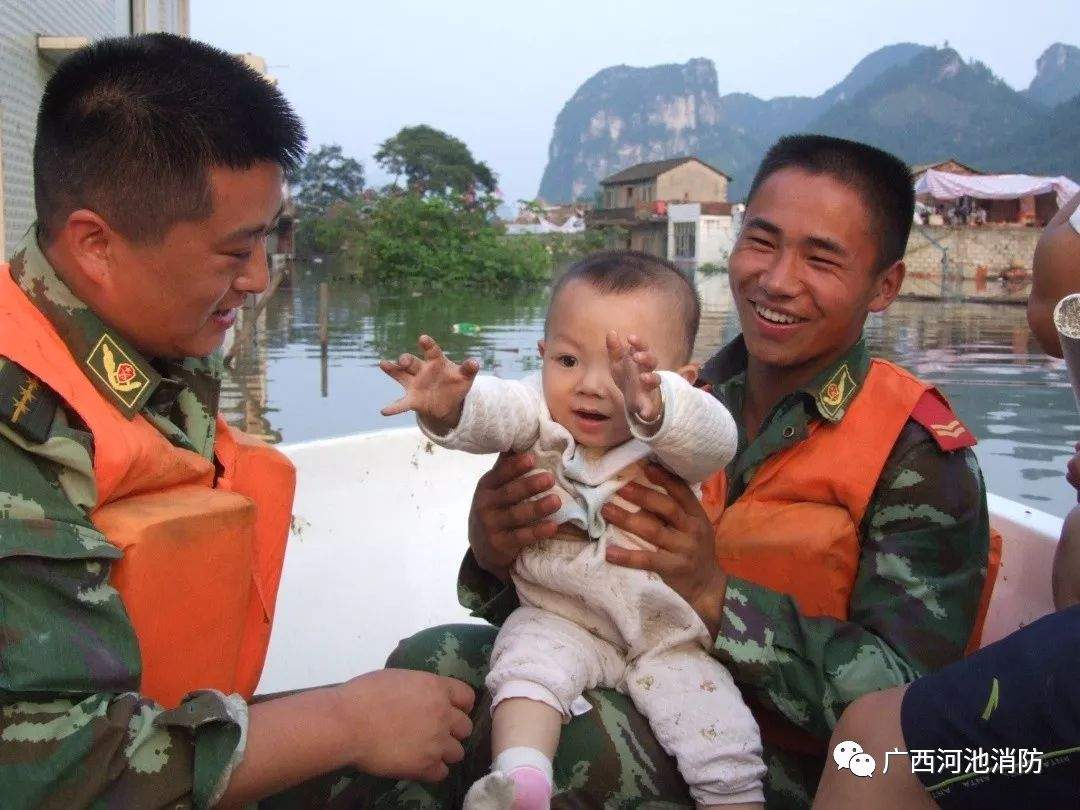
{"left": 915, "top": 169, "right": 1080, "bottom": 208}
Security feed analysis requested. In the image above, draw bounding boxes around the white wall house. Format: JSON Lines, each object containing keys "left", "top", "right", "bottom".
{"left": 0, "top": 1, "right": 190, "bottom": 257}
{"left": 666, "top": 202, "right": 741, "bottom": 270}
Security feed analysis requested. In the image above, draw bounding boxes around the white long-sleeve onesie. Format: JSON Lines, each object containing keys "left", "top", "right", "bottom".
{"left": 422, "top": 371, "right": 765, "bottom": 805}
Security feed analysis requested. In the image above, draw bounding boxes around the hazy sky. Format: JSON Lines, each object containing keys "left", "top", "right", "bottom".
{"left": 192, "top": 0, "right": 1080, "bottom": 205}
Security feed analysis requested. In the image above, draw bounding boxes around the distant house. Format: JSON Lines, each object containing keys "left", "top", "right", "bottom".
{"left": 599, "top": 157, "right": 730, "bottom": 210}
{"left": 586, "top": 157, "right": 736, "bottom": 267}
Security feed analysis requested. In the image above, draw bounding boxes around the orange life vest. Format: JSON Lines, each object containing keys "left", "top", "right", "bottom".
{"left": 0, "top": 264, "right": 295, "bottom": 708}
{"left": 700, "top": 359, "right": 1000, "bottom": 751}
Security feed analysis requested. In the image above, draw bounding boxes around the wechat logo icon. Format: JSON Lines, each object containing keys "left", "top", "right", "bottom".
{"left": 833, "top": 740, "right": 876, "bottom": 778}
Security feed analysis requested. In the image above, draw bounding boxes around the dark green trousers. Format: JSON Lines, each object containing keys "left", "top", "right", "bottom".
{"left": 361, "top": 623, "right": 824, "bottom": 809}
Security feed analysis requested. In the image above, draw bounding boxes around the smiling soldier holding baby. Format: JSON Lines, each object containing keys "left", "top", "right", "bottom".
{"left": 371, "top": 135, "right": 993, "bottom": 809}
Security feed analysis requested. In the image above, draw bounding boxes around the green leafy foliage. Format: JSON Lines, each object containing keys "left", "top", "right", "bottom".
{"left": 293, "top": 144, "right": 366, "bottom": 255}
{"left": 291, "top": 144, "right": 365, "bottom": 218}
{"left": 295, "top": 138, "right": 610, "bottom": 288}
{"left": 331, "top": 193, "right": 549, "bottom": 288}
{"left": 375, "top": 125, "right": 497, "bottom": 197}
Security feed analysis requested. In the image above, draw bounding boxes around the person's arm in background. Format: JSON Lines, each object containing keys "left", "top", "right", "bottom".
{"left": 1054, "top": 444, "right": 1080, "bottom": 610}
{"left": 1027, "top": 192, "right": 1080, "bottom": 357}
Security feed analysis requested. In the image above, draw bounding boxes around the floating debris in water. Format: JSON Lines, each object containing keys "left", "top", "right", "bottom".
{"left": 452, "top": 322, "right": 481, "bottom": 335}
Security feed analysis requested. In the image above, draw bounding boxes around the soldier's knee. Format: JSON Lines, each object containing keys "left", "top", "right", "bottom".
{"left": 384, "top": 623, "right": 498, "bottom": 688}
{"left": 386, "top": 624, "right": 468, "bottom": 669}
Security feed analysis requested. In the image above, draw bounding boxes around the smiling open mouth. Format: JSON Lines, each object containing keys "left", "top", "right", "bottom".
{"left": 753, "top": 302, "right": 805, "bottom": 325}
{"left": 211, "top": 307, "right": 238, "bottom": 327}
{"left": 573, "top": 409, "right": 609, "bottom": 423}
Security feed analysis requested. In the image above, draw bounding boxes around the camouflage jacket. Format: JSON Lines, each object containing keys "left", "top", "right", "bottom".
{"left": 0, "top": 234, "right": 247, "bottom": 809}
{"left": 459, "top": 335, "right": 990, "bottom": 742}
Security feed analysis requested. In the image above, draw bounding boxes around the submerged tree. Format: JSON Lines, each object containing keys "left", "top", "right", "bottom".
{"left": 291, "top": 144, "right": 365, "bottom": 219}
{"left": 375, "top": 125, "right": 496, "bottom": 198}
{"left": 348, "top": 194, "right": 546, "bottom": 287}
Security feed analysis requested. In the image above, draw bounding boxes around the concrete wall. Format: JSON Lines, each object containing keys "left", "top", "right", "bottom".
{"left": 667, "top": 203, "right": 735, "bottom": 267}
{"left": 0, "top": 1, "right": 189, "bottom": 258}
{"left": 132, "top": 0, "right": 189, "bottom": 36}
{"left": 605, "top": 181, "right": 655, "bottom": 208}
{"left": 656, "top": 161, "right": 728, "bottom": 204}
{"left": 902, "top": 225, "right": 1041, "bottom": 302}
{"left": 0, "top": 2, "right": 123, "bottom": 256}
{"left": 699, "top": 216, "right": 735, "bottom": 265}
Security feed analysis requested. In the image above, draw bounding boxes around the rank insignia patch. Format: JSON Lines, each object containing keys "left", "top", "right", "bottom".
{"left": 817, "top": 364, "right": 858, "bottom": 420}
{"left": 0, "top": 362, "right": 58, "bottom": 443}
{"left": 911, "top": 389, "right": 976, "bottom": 451}
{"left": 85, "top": 334, "right": 151, "bottom": 412}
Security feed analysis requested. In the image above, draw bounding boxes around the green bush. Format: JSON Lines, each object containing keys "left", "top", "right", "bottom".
{"left": 697, "top": 261, "right": 727, "bottom": 276}
{"left": 308, "top": 193, "right": 551, "bottom": 287}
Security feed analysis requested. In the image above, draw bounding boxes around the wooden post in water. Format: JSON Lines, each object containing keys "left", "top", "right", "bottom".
{"left": 319, "top": 282, "right": 329, "bottom": 397}
{"left": 223, "top": 267, "right": 288, "bottom": 367}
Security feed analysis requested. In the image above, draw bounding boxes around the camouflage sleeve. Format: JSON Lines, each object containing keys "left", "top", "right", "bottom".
{"left": 457, "top": 549, "right": 520, "bottom": 625}
{"left": 0, "top": 414, "right": 247, "bottom": 808}
{"left": 712, "top": 420, "right": 990, "bottom": 740}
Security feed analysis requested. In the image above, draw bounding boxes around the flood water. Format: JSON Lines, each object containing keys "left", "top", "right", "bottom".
{"left": 222, "top": 265, "right": 1078, "bottom": 518}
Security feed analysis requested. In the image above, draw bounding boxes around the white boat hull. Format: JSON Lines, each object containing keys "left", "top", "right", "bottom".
{"left": 258, "top": 428, "right": 1063, "bottom": 694}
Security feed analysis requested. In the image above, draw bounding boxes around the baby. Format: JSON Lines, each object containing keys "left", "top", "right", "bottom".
{"left": 381, "top": 251, "right": 764, "bottom": 809}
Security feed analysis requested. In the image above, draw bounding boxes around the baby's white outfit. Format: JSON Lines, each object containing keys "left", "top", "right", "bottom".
{"left": 423, "top": 371, "right": 765, "bottom": 805}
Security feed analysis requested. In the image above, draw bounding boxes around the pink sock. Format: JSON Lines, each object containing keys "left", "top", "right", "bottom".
{"left": 508, "top": 765, "right": 552, "bottom": 810}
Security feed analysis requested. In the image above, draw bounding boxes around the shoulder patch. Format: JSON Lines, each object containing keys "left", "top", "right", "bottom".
{"left": 910, "top": 388, "right": 976, "bottom": 451}
{"left": 815, "top": 363, "right": 859, "bottom": 421}
{"left": 0, "top": 359, "right": 59, "bottom": 444}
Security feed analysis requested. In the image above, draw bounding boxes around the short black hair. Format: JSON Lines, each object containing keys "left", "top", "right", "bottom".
{"left": 548, "top": 250, "right": 700, "bottom": 362}
{"left": 34, "top": 33, "right": 306, "bottom": 244}
{"left": 747, "top": 134, "right": 915, "bottom": 271}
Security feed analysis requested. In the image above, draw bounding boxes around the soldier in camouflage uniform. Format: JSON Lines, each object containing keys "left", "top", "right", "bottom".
{"left": 0, "top": 34, "right": 472, "bottom": 808}
{"left": 366, "top": 136, "right": 990, "bottom": 809}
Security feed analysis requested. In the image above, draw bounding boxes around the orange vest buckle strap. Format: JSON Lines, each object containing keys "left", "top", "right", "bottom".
{"left": 0, "top": 264, "right": 295, "bottom": 708}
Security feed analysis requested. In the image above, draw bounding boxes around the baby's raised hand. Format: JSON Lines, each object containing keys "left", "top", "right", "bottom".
{"left": 379, "top": 335, "right": 479, "bottom": 433}
{"left": 607, "top": 331, "right": 663, "bottom": 423}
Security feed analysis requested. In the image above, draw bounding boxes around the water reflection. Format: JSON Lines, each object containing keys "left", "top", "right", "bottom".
{"left": 222, "top": 265, "right": 1077, "bottom": 517}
